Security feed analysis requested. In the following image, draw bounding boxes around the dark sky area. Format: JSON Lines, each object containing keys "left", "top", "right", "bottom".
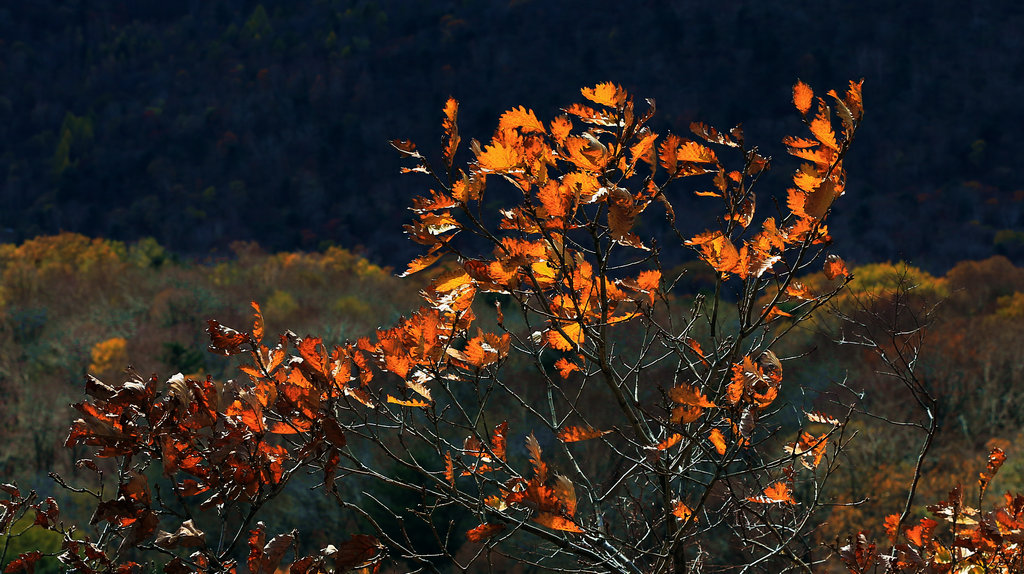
{"left": 1, "top": 0, "right": 1022, "bottom": 273}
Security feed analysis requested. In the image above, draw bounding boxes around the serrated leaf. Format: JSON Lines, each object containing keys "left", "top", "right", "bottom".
{"left": 557, "top": 426, "right": 610, "bottom": 442}
{"left": 499, "top": 106, "right": 546, "bottom": 133}
{"left": 793, "top": 80, "right": 814, "bottom": 115}
{"left": 747, "top": 481, "right": 795, "bottom": 504}
{"left": 580, "top": 82, "right": 627, "bottom": 107}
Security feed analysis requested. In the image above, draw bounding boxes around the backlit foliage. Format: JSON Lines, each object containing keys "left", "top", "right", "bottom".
{"left": 839, "top": 447, "right": 1024, "bottom": 573}
{"left": 2, "top": 81, "right": 876, "bottom": 573}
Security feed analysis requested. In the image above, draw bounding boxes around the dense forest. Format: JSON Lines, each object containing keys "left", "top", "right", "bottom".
{"left": 2, "top": 0, "right": 1023, "bottom": 272}
{"left": 2, "top": 234, "right": 1024, "bottom": 571}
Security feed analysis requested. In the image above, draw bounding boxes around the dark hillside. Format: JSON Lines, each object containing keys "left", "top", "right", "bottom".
{"left": 1, "top": 1, "right": 1022, "bottom": 271}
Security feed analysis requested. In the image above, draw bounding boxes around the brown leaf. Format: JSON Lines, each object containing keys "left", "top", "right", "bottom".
{"left": 207, "top": 320, "right": 250, "bottom": 356}
{"left": 333, "top": 534, "right": 382, "bottom": 571}
{"left": 553, "top": 474, "right": 577, "bottom": 517}
{"left": 154, "top": 520, "right": 206, "bottom": 550}
{"left": 823, "top": 254, "right": 848, "bottom": 280}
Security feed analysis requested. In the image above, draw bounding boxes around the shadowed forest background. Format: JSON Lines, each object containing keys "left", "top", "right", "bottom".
{"left": 3, "top": 1, "right": 1024, "bottom": 572}
{"left": 2, "top": 0, "right": 1024, "bottom": 271}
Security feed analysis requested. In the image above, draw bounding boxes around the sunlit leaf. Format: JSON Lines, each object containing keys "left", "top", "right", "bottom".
{"left": 823, "top": 254, "right": 848, "bottom": 280}
{"left": 499, "top": 106, "right": 546, "bottom": 134}
{"left": 809, "top": 101, "right": 839, "bottom": 151}
{"left": 709, "top": 428, "right": 727, "bottom": 456}
{"left": 793, "top": 80, "right": 814, "bottom": 115}
{"left": 672, "top": 500, "right": 692, "bottom": 521}
{"left": 655, "top": 433, "right": 683, "bottom": 451}
{"left": 442, "top": 97, "right": 461, "bottom": 169}
{"left": 386, "top": 395, "right": 430, "bottom": 408}
{"left": 557, "top": 426, "right": 610, "bottom": 443}
{"left": 553, "top": 358, "right": 580, "bottom": 379}
{"left": 466, "top": 523, "right": 505, "bottom": 542}
{"left": 747, "top": 481, "right": 795, "bottom": 504}
{"left": 533, "top": 512, "right": 583, "bottom": 533}
{"left": 580, "top": 82, "right": 627, "bottom": 107}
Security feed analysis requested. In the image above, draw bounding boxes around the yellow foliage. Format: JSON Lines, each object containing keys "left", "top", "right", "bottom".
{"left": 264, "top": 289, "right": 299, "bottom": 324}
{"left": 848, "top": 261, "right": 947, "bottom": 299}
{"left": 88, "top": 337, "right": 128, "bottom": 374}
{"left": 995, "top": 291, "right": 1024, "bottom": 318}
{"left": 333, "top": 295, "right": 373, "bottom": 319}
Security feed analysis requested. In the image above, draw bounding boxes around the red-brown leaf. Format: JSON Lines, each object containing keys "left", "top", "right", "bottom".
{"left": 466, "top": 523, "right": 506, "bottom": 542}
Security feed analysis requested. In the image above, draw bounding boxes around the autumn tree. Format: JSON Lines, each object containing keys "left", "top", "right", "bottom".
{"left": 3, "top": 80, "right": 880, "bottom": 573}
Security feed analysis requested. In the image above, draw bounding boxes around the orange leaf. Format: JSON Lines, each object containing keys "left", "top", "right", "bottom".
{"left": 986, "top": 446, "right": 1007, "bottom": 476}
{"left": 883, "top": 514, "right": 900, "bottom": 543}
{"left": 845, "top": 79, "right": 864, "bottom": 120}
{"left": 658, "top": 134, "right": 682, "bottom": 176}
{"left": 763, "top": 305, "right": 792, "bottom": 323}
{"left": 386, "top": 395, "right": 430, "bottom": 408}
{"left": 809, "top": 102, "right": 839, "bottom": 151}
{"left": 546, "top": 322, "right": 584, "bottom": 351}
{"left": 793, "top": 80, "right": 814, "bottom": 115}
{"left": 980, "top": 447, "right": 1007, "bottom": 496}
{"left": 628, "top": 131, "right": 658, "bottom": 167}
{"left": 557, "top": 426, "right": 610, "bottom": 443}
{"left": 441, "top": 97, "right": 461, "bottom": 168}
{"left": 466, "top": 523, "right": 505, "bottom": 542}
{"left": 823, "top": 254, "right": 848, "bottom": 280}
{"left": 655, "top": 433, "right": 683, "bottom": 451}
{"left": 785, "top": 281, "right": 815, "bottom": 300}
{"left": 580, "top": 82, "right": 627, "bottom": 108}
{"left": 533, "top": 512, "right": 583, "bottom": 533}
{"left": 344, "top": 386, "right": 375, "bottom": 408}
{"left": 904, "top": 518, "right": 938, "bottom": 547}
{"left": 784, "top": 431, "right": 828, "bottom": 469}
{"left": 747, "top": 481, "right": 795, "bottom": 504}
{"left": 400, "top": 250, "right": 444, "bottom": 277}
{"left": 251, "top": 301, "right": 264, "bottom": 344}
{"left": 432, "top": 268, "right": 473, "bottom": 293}
{"left": 550, "top": 115, "right": 573, "bottom": 145}
{"left": 490, "top": 422, "right": 508, "bottom": 462}
{"left": 444, "top": 451, "right": 454, "bottom": 486}
{"left": 685, "top": 338, "right": 706, "bottom": 362}
{"left": 476, "top": 140, "right": 520, "bottom": 172}
{"left": 690, "top": 232, "right": 740, "bottom": 276}
{"left": 671, "top": 404, "right": 704, "bottom": 424}
{"left": 553, "top": 358, "right": 580, "bottom": 379}
{"left": 499, "top": 106, "right": 546, "bottom": 134}
{"left": 803, "top": 179, "right": 837, "bottom": 219}
{"left": 709, "top": 428, "right": 727, "bottom": 456}
{"left": 672, "top": 500, "right": 692, "bottom": 521}
{"left": 668, "top": 384, "right": 716, "bottom": 408}
{"left": 676, "top": 141, "right": 718, "bottom": 163}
